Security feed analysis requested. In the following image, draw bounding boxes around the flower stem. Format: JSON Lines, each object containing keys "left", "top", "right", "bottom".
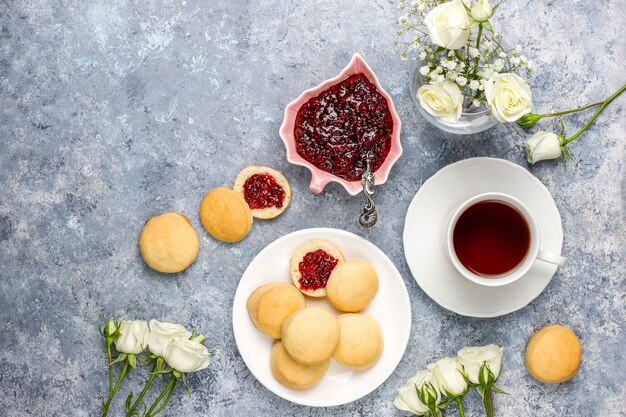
{"left": 471, "top": 24, "right": 483, "bottom": 79}
{"left": 483, "top": 387, "right": 494, "bottom": 417}
{"left": 149, "top": 379, "right": 177, "bottom": 417}
{"left": 145, "top": 375, "right": 177, "bottom": 417}
{"left": 103, "top": 359, "right": 129, "bottom": 416}
{"left": 126, "top": 363, "right": 158, "bottom": 416}
{"left": 562, "top": 83, "right": 626, "bottom": 145}
{"left": 465, "top": 24, "right": 484, "bottom": 109}
{"left": 540, "top": 101, "right": 603, "bottom": 118}
{"left": 107, "top": 347, "right": 113, "bottom": 393}
{"left": 456, "top": 396, "right": 466, "bottom": 417}
{"left": 102, "top": 345, "right": 114, "bottom": 417}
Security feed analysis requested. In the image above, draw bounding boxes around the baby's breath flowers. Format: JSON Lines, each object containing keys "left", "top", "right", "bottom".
{"left": 395, "top": 0, "right": 534, "bottom": 122}
{"left": 394, "top": 344, "right": 507, "bottom": 417}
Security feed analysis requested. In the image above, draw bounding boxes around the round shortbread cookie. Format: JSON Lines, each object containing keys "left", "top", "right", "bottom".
{"left": 199, "top": 187, "right": 253, "bottom": 243}
{"left": 247, "top": 283, "right": 284, "bottom": 332}
{"left": 289, "top": 240, "right": 345, "bottom": 297}
{"left": 526, "top": 324, "right": 582, "bottom": 383}
{"left": 332, "top": 314, "right": 383, "bottom": 371}
{"left": 234, "top": 166, "right": 292, "bottom": 220}
{"left": 247, "top": 283, "right": 305, "bottom": 339}
{"left": 326, "top": 259, "right": 379, "bottom": 312}
{"left": 281, "top": 307, "right": 340, "bottom": 365}
{"left": 139, "top": 212, "right": 199, "bottom": 273}
{"left": 270, "top": 341, "right": 329, "bottom": 390}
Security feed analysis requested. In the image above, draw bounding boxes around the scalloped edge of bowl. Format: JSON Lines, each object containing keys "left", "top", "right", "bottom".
{"left": 279, "top": 53, "right": 403, "bottom": 196}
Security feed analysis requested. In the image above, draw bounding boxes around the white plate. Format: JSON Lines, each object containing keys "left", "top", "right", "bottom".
{"left": 232, "top": 228, "right": 412, "bottom": 407}
{"left": 403, "top": 157, "right": 564, "bottom": 317}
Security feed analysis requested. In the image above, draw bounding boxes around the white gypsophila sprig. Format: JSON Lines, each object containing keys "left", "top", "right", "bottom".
{"left": 394, "top": 0, "right": 439, "bottom": 59}
{"left": 399, "top": 0, "right": 535, "bottom": 111}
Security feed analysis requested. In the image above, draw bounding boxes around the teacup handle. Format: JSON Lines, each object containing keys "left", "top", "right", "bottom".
{"left": 537, "top": 250, "right": 567, "bottom": 266}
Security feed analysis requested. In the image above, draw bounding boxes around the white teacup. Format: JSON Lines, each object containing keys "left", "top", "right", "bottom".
{"left": 446, "top": 192, "right": 566, "bottom": 287}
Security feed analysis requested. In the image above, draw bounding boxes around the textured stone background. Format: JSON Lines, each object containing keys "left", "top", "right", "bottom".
{"left": 0, "top": 0, "right": 624, "bottom": 416}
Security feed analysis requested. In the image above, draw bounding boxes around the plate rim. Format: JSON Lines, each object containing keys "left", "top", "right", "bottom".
{"left": 232, "top": 227, "right": 412, "bottom": 407}
{"left": 402, "top": 157, "right": 564, "bottom": 318}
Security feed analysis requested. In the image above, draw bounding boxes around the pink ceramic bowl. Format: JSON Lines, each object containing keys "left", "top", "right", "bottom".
{"left": 279, "top": 53, "right": 403, "bottom": 196}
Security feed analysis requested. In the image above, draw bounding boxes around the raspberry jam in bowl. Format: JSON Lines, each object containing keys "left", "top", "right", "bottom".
{"left": 280, "top": 54, "right": 402, "bottom": 195}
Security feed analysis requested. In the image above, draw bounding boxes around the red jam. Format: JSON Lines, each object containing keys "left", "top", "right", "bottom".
{"left": 294, "top": 73, "right": 393, "bottom": 181}
{"left": 298, "top": 249, "right": 339, "bottom": 291}
{"left": 243, "top": 173, "right": 286, "bottom": 209}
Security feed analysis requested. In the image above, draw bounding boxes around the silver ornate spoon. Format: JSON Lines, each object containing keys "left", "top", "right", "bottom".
{"left": 359, "top": 150, "right": 378, "bottom": 227}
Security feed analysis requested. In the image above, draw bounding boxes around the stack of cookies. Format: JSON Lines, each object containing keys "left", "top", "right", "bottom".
{"left": 247, "top": 240, "right": 384, "bottom": 390}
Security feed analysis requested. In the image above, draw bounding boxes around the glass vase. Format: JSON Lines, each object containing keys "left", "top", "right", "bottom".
{"left": 409, "top": 63, "right": 499, "bottom": 135}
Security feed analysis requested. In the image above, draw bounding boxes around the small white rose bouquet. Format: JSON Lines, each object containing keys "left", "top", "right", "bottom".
{"left": 397, "top": 0, "right": 625, "bottom": 166}
{"left": 396, "top": 0, "right": 534, "bottom": 124}
{"left": 100, "top": 318, "right": 213, "bottom": 417}
{"left": 394, "top": 344, "right": 507, "bottom": 417}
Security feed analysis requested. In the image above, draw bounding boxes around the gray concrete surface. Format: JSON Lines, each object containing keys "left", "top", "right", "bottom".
{"left": 0, "top": 0, "right": 624, "bottom": 416}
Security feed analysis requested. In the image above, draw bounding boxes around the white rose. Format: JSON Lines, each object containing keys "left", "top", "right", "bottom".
{"left": 428, "top": 357, "right": 468, "bottom": 397}
{"left": 163, "top": 337, "right": 211, "bottom": 373}
{"left": 417, "top": 80, "right": 463, "bottom": 122}
{"left": 524, "top": 131, "right": 563, "bottom": 164}
{"left": 458, "top": 344, "right": 504, "bottom": 385}
{"left": 393, "top": 369, "right": 440, "bottom": 415}
{"left": 148, "top": 320, "right": 192, "bottom": 357}
{"left": 471, "top": 0, "right": 493, "bottom": 22}
{"left": 424, "top": 0, "right": 472, "bottom": 50}
{"left": 484, "top": 73, "right": 533, "bottom": 123}
{"left": 115, "top": 320, "right": 149, "bottom": 355}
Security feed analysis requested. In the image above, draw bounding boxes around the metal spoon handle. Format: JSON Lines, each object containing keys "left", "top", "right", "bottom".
{"left": 359, "top": 151, "right": 378, "bottom": 227}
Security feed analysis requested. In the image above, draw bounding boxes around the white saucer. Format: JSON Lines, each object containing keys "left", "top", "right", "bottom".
{"left": 403, "top": 158, "right": 564, "bottom": 317}
{"left": 232, "top": 228, "right": 412, "bottom": 407}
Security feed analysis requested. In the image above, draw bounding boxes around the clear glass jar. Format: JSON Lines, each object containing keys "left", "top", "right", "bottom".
{"left": 409, "top": 63, "right": 499, "bottom": 135}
